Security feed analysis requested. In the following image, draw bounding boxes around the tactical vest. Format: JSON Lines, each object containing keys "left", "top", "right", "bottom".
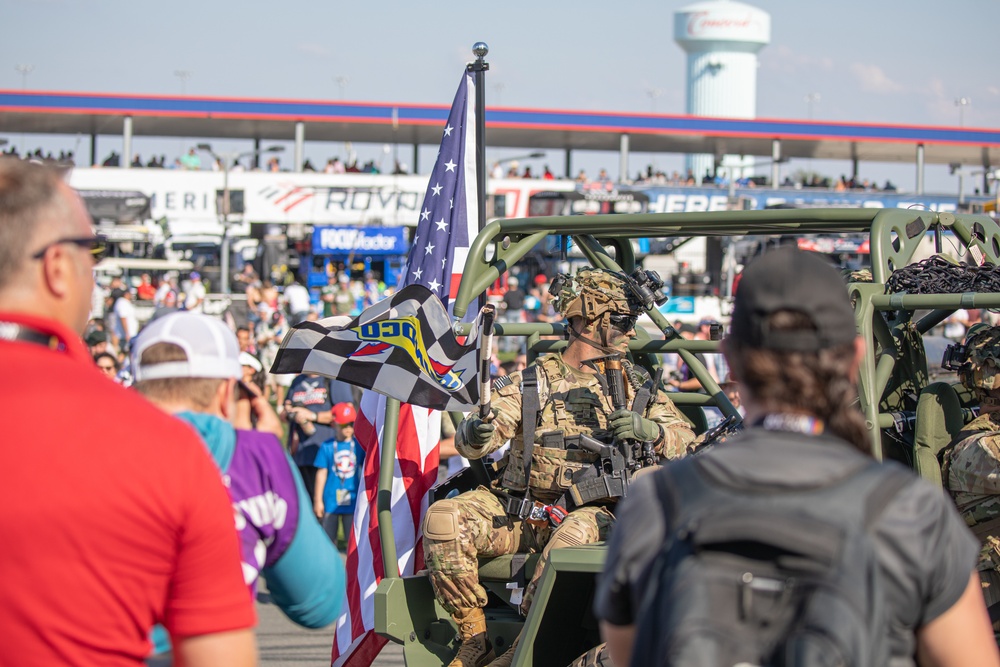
{"left": 946, "top": 412, "right": 1000, "bottom": 530}
{"left": 500, "top": 355, "right": 654, "bottom": 504}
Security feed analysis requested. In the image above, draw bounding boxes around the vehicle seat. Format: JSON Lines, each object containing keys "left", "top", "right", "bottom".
{"left": 678, "top": 404, "right": 709, "bottom": 436}
{"left": 913, "top": 382, "right": 966, "bottom": 487}
{"left": 478, "top": 553, "right": 542, "bottom": 612}
{"left": 478, "top": 553, "right": 540, "bottom": 583}
{"left": 952, "top": 381, "right": 978, "bottom": 410}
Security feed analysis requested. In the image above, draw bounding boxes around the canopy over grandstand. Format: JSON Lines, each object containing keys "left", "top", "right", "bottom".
{"left": 2, "top": 90, "right": 1000, "bottom": 185}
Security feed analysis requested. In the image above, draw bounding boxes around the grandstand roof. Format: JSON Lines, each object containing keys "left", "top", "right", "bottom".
{"left": 2, "top": 90, "right": 999, "bottom": 167}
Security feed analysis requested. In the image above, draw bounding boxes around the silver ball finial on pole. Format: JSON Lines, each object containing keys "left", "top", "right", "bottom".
{"left": 472, "top": 42, "right": 489, "bottom": 59}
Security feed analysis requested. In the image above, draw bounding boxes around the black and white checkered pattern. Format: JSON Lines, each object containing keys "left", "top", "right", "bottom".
{"left": 271, "top": 284, "right": 483, "bottom": 411}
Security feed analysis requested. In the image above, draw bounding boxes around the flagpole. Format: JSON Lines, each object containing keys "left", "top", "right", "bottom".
{"left": 469, "top": 42, "right": 488, "bottom": 235}
{"left": 469, "top": 42, "right": 489, "bottom": 313}
{"left": 378, "top": 396, "right": 401, "bottom": 578}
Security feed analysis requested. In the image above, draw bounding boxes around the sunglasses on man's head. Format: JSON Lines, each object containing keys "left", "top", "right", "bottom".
{"left": 32, "top": 235, "right": 108, "bottom": 262}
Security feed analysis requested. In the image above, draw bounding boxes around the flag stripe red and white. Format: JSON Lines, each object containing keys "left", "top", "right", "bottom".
{"left": 331, "top": 69, "right": 478, "bottom": 666}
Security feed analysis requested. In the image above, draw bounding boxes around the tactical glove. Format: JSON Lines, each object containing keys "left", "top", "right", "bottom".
{"left": 608, "top": 409, "right": 660, "bottom": 442}
{"left": 459, "top": 416, "right": 496, "bottom": 448}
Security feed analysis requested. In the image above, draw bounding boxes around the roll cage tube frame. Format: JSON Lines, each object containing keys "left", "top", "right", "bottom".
{"left": 374, "top": 207, "right": 1000, "bottom": 577}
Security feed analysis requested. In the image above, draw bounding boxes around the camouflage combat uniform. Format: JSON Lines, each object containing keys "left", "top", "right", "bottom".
{"left": 423, "top": 352, "right": 694, "bottom": 615}
{"left": 944, "top": 324, "right": 1000, "bottom": 628}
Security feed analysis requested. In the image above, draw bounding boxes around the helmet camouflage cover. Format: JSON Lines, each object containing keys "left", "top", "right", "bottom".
{"left": 555, "top": 268, "right": 634, "bottom": 321}
{"left": 960, "top": 323, "right": 1000, "bottom": 396}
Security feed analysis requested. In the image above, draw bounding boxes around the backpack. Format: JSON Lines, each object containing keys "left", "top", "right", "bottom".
{"left": 631, "top": 453, "right": 913, "bottom": 667}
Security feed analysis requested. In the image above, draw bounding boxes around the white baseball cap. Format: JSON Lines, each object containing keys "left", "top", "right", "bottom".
{"left": 239, "top": 351, "right": 263, "bottom": 373}
{"left": 132, "top": 312, "right": 242, "bottom": 381}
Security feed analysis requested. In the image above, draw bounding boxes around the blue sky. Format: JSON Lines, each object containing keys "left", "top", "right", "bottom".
{"left": 3, "top": 0, "right": 998, "bottom": 194}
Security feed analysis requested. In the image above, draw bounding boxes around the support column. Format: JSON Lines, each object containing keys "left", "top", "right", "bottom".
{"left": 253, "top": 138, "right": 261, "bottom": 169}
{"left": 619, "top": 134, "right": 630, "bottom": 183}
{"left": 916, "top": 144, "right": 925, "bottom": 195}
{"left": 565, "top": 149, "right": 572, "bottom": 181}
{"left": 771, "top": 139, "right": 782, "bottom": 187}
{"left": 294, "top": 122, "right": 305, "bottom": 172}
{"left": 122, "top": 116, "right": 133, "bottom": 170}
{"left": 90, "top": 133, "right": 97, "bottom": 167}
{"left": 983, "top": 148, "right": 992, "bottom": 194}
{"left": 412, "top": 143, "right": 419, "bottom": 174}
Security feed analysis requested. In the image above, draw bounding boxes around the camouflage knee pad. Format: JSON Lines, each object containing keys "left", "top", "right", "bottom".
{"left": 521, "top": 506, "right": 614, "bottom": 614}
{"left": 423, "top": 488, "right": 518, "bottom": 614}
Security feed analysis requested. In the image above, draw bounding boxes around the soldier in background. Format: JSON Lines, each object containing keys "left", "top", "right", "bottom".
{"left": 945, "top": 324, "right": 1000, "bottom": 632}
{"left": 422, "top": 268, "right": 694, "bottom": 667}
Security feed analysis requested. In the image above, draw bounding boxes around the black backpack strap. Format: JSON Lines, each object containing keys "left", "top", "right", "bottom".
{"left": 521, "top": 366, "right": 540, "bottom": 493}
{"left": 652, "top": 459, "right": 693, "bottom": 535}
{"left": 861, "top": 463, "right": 914, "bottom": 532}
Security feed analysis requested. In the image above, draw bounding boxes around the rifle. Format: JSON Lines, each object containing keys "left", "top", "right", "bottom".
{"left": 604, "top": 354, "right": 657, "bottom": 470}
{"left": 569, "top": 433, "right": 630, "bottom": 506}
{"left": 560, "top": 353, "right": 659, "bottom": 506}
{"left": 688, "top": 414, "right": 744, "bottom": 456}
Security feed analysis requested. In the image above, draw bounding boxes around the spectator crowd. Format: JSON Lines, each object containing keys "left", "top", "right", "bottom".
{"left": 7, "top": 155, "right": 1000, "bottom": 666}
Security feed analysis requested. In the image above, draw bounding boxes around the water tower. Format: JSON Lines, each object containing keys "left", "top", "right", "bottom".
{"left": 674, "top": 0, "right": 770, "bottom": 183}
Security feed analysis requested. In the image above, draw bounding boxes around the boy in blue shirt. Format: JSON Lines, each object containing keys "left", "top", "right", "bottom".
{"left": 313, "top": 402, "right": 364, "bottom": 550}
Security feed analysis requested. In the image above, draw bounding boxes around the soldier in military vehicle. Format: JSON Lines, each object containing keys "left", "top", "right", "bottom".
{"left": 944, "top": 323, "right": 1000, "bottom": 631}
{"left": 421, "top": 268, "right": 695, "bottom": 667}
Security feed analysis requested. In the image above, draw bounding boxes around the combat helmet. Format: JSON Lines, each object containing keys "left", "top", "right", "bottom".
{"left": 552, "top": 268, "right": 636, "bottom": 351}
{"left": 959, "top": 323, "right": 1000, "bottom": 405}
{"left": 554, "top": 268, "right": 633, "bottom": 321}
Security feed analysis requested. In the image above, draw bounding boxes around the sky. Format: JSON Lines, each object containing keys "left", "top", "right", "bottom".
{"left": 3, "top": 0, "right": 999, "bottom": 195}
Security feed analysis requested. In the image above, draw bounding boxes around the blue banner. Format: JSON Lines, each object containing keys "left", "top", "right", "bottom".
{"left": 637, "top": 186, "right": 986, "bottom": 213}
{"left": 311, "top": 226, "right": 407, "bottom": 255}
{"left": 659, "top": 297, "right": 696, "bottom": 315}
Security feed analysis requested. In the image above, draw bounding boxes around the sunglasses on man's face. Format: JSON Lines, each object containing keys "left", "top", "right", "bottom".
{"left": 32, "top": 235, "right": 108, "bottom": 263}
{"left": 609, "top": 313, "right": 638, "bottom": 333}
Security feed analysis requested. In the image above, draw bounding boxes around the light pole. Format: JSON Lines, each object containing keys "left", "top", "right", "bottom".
{"left": 493, "top": 82, "right": 505, "bottom": 106}
{"left": 334, "top": 76, "right": 348, "bottom": 99}
{"left": 804, "top": 92, "right": 820, "bottom": 120}
{"left": 15, "top": 64, "right": 34, "bottom": 90}
{"left": 15, "top": 65, "right": 34, "bottom": 154}
{"left": 196, "top": 143, "right": 284, "bottom": 294}
{"left": 646, "top": 87, "right": 664, "bottom": 113}
{"left": 174, "top": 70, "right": 192, "bottom": 95}
{"left": 956, "top": 97, "right": 971, "bottom": 127}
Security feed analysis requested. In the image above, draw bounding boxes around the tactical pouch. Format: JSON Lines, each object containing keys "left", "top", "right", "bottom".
{"left": 541, "top": 431, "right": 567, "bottom": 450}
{"left": 501, "top": 445, "right": 596, "bottom": 504}
{"left": 568, "top": 473, "right": 627, "bottom": 507}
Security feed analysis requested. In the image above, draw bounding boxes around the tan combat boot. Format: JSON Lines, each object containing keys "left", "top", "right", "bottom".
{"left": 449, "top": 607, "right": 495, "bottom": 667}
{"left": 487, "top": 633, "right": 520, "bottom": 667}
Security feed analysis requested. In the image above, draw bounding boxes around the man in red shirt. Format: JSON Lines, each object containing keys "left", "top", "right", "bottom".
{"left": 136, "top": 272, "right": 157, "bottom": 301}
{"left": 0, "top": 158, "right": 257, "bottom": 667}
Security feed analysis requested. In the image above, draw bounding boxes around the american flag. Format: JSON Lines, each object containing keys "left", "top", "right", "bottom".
{"left": 331, "top": 70, "right": 479, "bottom": 666}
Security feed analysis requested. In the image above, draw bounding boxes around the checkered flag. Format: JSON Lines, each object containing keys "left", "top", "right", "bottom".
{"left": 271, "top": 284, "right": 483, "bottom": 412}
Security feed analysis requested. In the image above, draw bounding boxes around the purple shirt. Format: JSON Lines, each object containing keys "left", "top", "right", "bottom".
{"left": 227, "top": 429, "right": 300, "bottom": 592}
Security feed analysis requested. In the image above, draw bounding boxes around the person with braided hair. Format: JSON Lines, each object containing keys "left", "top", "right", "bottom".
{"left": 597, "top": 248, "right": 996, "bottom": 667}
{"left": 422, "top": 267, "right": 694, "bottom": 667}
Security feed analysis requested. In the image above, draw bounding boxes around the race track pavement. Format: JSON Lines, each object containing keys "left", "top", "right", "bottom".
{"left": 256, "top": 591, "right": 405, "bottom": 666}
